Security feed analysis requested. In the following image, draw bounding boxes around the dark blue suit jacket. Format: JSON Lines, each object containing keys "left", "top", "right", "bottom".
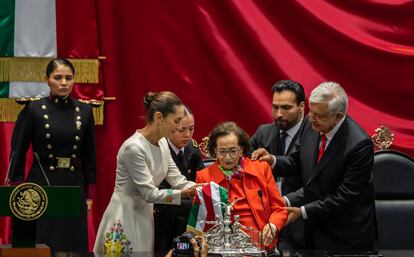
{"left": 250, "top": 121, "right": 304, "bottom": 195}
{"left": 277, "top": 116, "right": 377, "bottom": 250}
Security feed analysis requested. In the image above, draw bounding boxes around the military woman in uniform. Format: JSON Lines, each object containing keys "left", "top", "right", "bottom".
{"left": 9, "top": 58, "right": 96, "bottom": 251}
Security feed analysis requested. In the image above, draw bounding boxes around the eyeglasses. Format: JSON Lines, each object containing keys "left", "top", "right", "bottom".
{"left": 216, "top": 148, "right": 241, "bottom": 158}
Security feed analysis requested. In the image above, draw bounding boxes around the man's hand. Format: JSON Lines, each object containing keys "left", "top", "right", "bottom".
{"left": 166, "top": 236, "right": 208, "bottom": 257}
{"left": 251, "top": 148, "right": 274, "bottom": 165}
{"left": 165, "top": 249, "right": 173, "bottom": 257}
{"left": 283, "top": 207, "right": 302, "bottom": 225}
{"left": 262, "top": 223, "right": 277, "bottom": 246}
{"left": 192, "top": 236, "right": 208, "bottom": 257}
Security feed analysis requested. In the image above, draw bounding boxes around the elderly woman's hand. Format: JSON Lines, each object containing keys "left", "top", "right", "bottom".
{"left": 262, "top": 223, "right": 278, "bottom": 246}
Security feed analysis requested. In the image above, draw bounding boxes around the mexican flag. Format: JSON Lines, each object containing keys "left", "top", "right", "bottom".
{"left": 0, "top": 0, "right": 101, "bottom": 248}
{"left": 0, "top": 0, "right": 102, "bottom": 122}
{"left": 187, "top": 182, "right": 229, "bottom": 235}
{"left": 0, "top": 0, "right": 57, "bottom": 97}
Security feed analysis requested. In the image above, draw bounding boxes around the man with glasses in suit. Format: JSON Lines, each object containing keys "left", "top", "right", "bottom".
{"left": 256, "top": 82, "right": 377, "bottom": 250}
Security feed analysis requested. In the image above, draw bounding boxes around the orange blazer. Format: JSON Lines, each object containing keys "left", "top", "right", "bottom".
{"left": 196, "top": 158, "right": 287, "bottom": 234}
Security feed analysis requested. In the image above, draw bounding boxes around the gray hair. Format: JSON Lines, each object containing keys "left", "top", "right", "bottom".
{"left": 309, "top": 82, "right": 348, "bottom": 115}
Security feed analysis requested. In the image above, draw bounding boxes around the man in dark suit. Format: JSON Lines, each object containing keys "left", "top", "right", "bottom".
{"left": 154, "top": 106, "right": 204, "bottom": 251}
{"left": 250, "top": 80, "right": 306, "bottom": 250}
{"left": 272, "top": 82, "right": 377, "bottom": 250}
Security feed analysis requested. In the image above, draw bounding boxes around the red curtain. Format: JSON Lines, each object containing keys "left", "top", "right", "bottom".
{"left": 1, "top": 0, "right": 414, "bottom": 249}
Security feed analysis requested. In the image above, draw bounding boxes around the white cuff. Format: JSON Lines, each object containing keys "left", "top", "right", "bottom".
{"left": 301, "top": 206, "right": 308, "bottom": 219}
{"left": 154, "top": 189, "right": 182, "bottom": 205}
{"left": 283, "top": 196, "right": 291, "bottom": 207}
{"left": 271, "top": 155, "right": 277, "bottom": 169}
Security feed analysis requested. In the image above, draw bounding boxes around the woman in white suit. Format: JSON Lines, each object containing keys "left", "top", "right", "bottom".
{"left": 94, "top": 91, "right": 199, "bottom": 254}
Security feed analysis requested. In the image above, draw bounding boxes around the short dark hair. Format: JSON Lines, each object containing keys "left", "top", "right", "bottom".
{"left": 272, "top": 80, "right": 305, "bottom": 105}
{"left": 207, "top": 121, "right": 250, "bottom": 158}
{"left": 143, "top": 91, "right": 183, "bottom": 123}
{"left": 46, "top": 58, "right": 75, "bottom": 78}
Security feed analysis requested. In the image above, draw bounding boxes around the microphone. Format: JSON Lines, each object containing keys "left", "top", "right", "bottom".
{"left": 258, "top": 189, "right": 280, "bottom": 257}
{"left": 3, "top": 150, "right": 15, "bottom": 186}
{"left": 34, "top": 152, "right": 51, "bottom": 187}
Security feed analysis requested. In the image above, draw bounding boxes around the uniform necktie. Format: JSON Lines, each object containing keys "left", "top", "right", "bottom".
{"left": 277, "top": 131, "right": 288, "bottom": 155}
{"left": 317, "top": 134, "right": 327, "bottom": 163}
{"left": 176, "top": 150, "right": 185, "bottom": 173}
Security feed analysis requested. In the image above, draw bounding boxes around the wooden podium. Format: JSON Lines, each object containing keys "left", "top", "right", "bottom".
{"left": 0, "top": 185, "right": 80, "bottom": 257}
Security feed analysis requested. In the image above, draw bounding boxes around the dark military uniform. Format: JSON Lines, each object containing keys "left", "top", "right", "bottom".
{"left": 154, "top": 139, "right": 204, "bottom": 251}
{"left": 9, "top": 96, "right": 96, "bottom": 251}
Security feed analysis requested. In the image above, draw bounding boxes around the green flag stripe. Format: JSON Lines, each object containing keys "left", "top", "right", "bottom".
{"left": 0, "top": 0, "right": 15, "bottom": 57}
{"left": 0, "top": 82, "right": 10, "bottom": 97}
{"left": 219, "top": 186, "right": 228, "bottom": 216}
{"left": 219, "top": 186, "right": 229, "bottom": 204}
{"left": 187, "top": 201, "right": 199, "bottom": 227}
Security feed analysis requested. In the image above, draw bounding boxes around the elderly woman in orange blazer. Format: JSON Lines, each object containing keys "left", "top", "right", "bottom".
{"left": 196, "top": 121, "right": 287, "bottom": 247}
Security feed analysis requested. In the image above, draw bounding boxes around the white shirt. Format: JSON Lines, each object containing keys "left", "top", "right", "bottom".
{"left": 272, "top": 120, "right": 303, "bottom": 194}
{"left": 320, "top": 116, "right": 345, "bottom": 151}
{"left": 167, "top": 138, "right": 185, "bottom": 155}
{"left": 271, "top": 119, "right": 303, "bottom": 168}
{"left": 283, "top": 119, "right": 303, "bottom": 155}
{"left": 300, "top": 116, "right": 346, "bottom": 219}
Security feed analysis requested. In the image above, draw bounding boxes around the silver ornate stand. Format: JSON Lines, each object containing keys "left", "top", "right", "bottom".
{"left": 204, "top": 199, "right": 266, "bottom": 257}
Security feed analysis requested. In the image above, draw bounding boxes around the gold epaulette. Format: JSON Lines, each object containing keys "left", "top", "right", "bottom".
{"left": 78, "top": 99, "right": 103, "bottom": 108}
{"left": 191, "top": 138, "right": 199, "bottom": 148}
{"left": 15, "top": 97, "right": 41, "bottom": 105}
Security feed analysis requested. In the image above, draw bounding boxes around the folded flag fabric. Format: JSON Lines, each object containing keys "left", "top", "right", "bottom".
{"left": 187, "top": 182, "right": 228, "bottom": 235}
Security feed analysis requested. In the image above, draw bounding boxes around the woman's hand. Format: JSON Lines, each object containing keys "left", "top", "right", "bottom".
{"left": 262, "top": 223, "right": 277, "bottom": 246}
{"left": 181, "top": 183, "right": 207, "bottom": 198}
{"left": 181, "top": 186, "right": 196, "bottom": 198}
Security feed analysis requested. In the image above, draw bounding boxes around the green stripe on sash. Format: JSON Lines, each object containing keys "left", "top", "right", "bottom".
{"left": 0, "top": 0, "right": 15, "bottom": 57}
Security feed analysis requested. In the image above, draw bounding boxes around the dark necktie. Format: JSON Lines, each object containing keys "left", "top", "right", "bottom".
{"left": 317, "top": 134, "right": 327, "bottom": 163}
{"left": 276, "top": 131, "right": 288, "bottom": 194}
{"left": 176, "top": 150, "right": 185, "bottom": 173}
{"left": 277, "top": 131, "right": 288, "bottom": 155}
